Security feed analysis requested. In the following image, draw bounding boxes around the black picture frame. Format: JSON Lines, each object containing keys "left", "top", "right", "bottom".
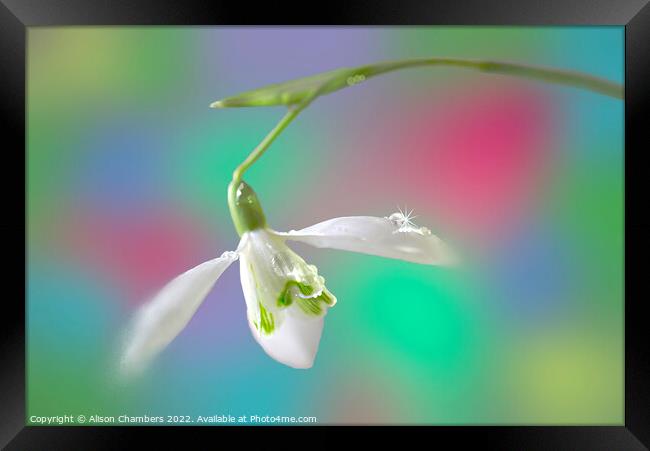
{"left": 2, "top": 0, "right": 647, "bottom": 448}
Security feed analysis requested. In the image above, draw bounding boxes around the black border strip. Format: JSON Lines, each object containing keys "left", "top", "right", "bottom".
{"left": 625, "top": 1, "right": 650, "bottom": 448}
{"left": 2, "top": 0, "right": 649, "bottom": 25}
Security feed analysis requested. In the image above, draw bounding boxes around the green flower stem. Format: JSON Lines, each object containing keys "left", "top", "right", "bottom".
{"left": 212, "top": 57, "right": 623, "bottom": 109}
{"left": 231, "top": 105, "right": 304, "bottom": 185}
{"left": 226, "top": 103, "right": 310, "bottom": 235}
{"left": 219, "top": 56, "right": 623, "bottom": 234}
{"left": 352, "top": 58, "right": 624, "bottom": 100}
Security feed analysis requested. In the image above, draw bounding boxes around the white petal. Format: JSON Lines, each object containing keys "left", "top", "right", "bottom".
{"left": 121, "top": 250, "right": 238, "bottom": 376}
{"left": 239, "top": 229, "right": 336, "bottom": 317}
{"left": 274, "top": 216, "right": 457, "bottom": 265}
{"left": 238, "top": 229, "right": 335, "bottom": 368}
{"left": 248, "top": 305, "right": 327, "bottom": 369}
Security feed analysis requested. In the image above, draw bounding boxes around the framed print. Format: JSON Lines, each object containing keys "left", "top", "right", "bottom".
{"left": 2, "top": 0, "right": 648, "bottom": 448}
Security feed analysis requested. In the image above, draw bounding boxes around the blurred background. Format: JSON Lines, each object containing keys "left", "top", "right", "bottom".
{"left": 27, "top": 27, "right": 623, "bottom": 424}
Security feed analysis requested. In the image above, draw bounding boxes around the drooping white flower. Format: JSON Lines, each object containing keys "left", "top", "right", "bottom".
{"left": 238, "top": 229, "right": 336, "bottom": 369}
{"left": 121, "top": 183, "right": 456, "bottom": 374}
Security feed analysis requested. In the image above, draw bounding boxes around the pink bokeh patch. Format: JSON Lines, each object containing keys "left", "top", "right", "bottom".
{"left": 342, "top": 82, "right": 558, "bottom": 244}
{"left": 50, "top": 206, "right": 222, "bottom": 305}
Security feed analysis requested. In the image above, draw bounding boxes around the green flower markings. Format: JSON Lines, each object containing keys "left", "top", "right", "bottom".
{"left": 121, "top": 57, "right": 623, "bottom": 372}
{"left": 278, "top": 280, "right": 335, "bottom": 310}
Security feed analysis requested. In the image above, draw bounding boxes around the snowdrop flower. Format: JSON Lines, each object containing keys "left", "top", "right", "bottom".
{"left": 121, "top": 182, "right": 455, "bottom": 374}
{"left": 119, "top": 55, "right": 622, "bottom": 376}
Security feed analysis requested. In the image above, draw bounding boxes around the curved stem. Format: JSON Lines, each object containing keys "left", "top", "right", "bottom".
{"left": 231, "top": 105, "right": 304, "bottom": 184}
{"left": 223, "top": 58, "right": 624, "bottom": 236}
{"left": 225, "top": 56, "right": 622, "bottom": 184}
{"left": 223, "top": 56, "right": 623, "bottom": 234}
{"left": 213, "top": 57, "right": 623, "bottom": 109}
{"left": 354, "top": 57, "right": 623, "bottom": 99}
